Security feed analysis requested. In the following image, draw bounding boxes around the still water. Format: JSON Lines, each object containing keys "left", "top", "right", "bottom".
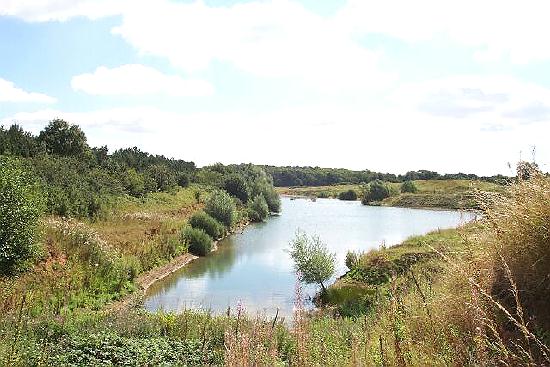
{"left": 144, "top": 197, "right": 475, "bottom": 318}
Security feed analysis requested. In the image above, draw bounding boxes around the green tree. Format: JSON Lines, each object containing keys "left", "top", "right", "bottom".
{"left": 288, "top": 231, "right": 335, "bottom": 292}
{"left": 400, "top": 180, "right": 418, "bottom": 193}
{"left": 182, "top": 227, "right": 212, "bottom": 256}
{"left": 263, "top": 187, "right": 281, "bottom": 213}
{"left": 205, "top": 190, "right": 237, "bottom": 228}
{"left": 0, "top": 124, "right": 41, "bottom": 157}
{"left": 362, "top": 180, "right": 390, "bottom": 204}
{"left": 145, "top": 164, "right": 176, "bottom": 192}
{"left": 248, "top": 194, "right": 269, "bottom": 222}
{"left": 0, "top": 157, "right": 43, "bottom": 274}
{"left": 189, "top": 211, "right": 225, "bottom": 239}
{"left": 223, "top": 174, "right": 250, "bottom": 203}
{"left": 38, "top": 119, "right": 89, "bottom": 156}
{"left": 338, "top": 189, "right": 358, "bottom": 201}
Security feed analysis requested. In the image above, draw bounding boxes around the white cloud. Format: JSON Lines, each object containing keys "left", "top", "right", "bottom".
{"left": 6, "top": 0, "right": 550, "bottom": 65}
{"left": 338, "top": 0, "right": 550, "bottom": 64}
{"left": 71, "top": 64, "right": 214, "bottom": 97}
{"left": 110, "top": 0, "right": 394, "bottom": 92}
{"left": 393, "top": 75, "right": 550, "bottom": 129}
{"left": 0, "top": 78, "right": 56, "bottom": 103}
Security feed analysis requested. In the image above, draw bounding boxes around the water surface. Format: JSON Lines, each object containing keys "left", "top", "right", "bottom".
{"left": 144, "top": 197, "right": 475, "bottom": 318}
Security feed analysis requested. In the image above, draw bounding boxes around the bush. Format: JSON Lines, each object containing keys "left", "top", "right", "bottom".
{"left": 338, "top": 189, "right": 358, "bottom": 201}
{"left": 188, "top": 211, "right": 225, "bottom": 239}
{"left": 345, "top": 251, "right": 360, "bottom": 270}
{"left": 145, "top": 164, "right": 176, "bottom": 192}
{"left": 262, "top": 187, "right": 281, "bottom": 213}
{"left": 182, "top": 227, "right": 212, "bottom": 256}
{"left": 401, "top": 180, "right": 418, "bottom": 193}
{"left": 248, "top": 194, "right": 269, "bottom": 222}
{"left": 288, "top": 231, "right": 335, "bottom": 293}
{"left": 205, "top": 190, "right": 237, "bottom": 228}
{"left": 362, "top": 180, "right": 390, "bottom": 204}
{"left": 177, "top": 173, "right": 190, "bottom": 187}
{"left": 0, "top": 157, "right": 43, "bottom": 274}
{"left": 223, "top": 174, "right": 250, "bottom": 203}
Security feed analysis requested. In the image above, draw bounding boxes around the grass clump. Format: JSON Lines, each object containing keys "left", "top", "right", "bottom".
{"left": 188, "top": 211, "right": 225, "bottom": 239}
{"left": 182, "top": 227, "right": 213, "bottom": 256}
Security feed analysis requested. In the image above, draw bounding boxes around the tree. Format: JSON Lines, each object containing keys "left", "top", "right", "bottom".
{"left": 288, "top": 231, "right": 335, "bottom": 293}
{"left": 0, "top": 157, "right": 43, "bottom": 274}
{"left": 338, "top": 189, "right": 358, "bottom": 201}
{"left": 38, "top": 119, "right": 89, "bottom": 156}
{"left": 0, "top": 124, "right": 41, "bottom": 157}
{"left": 248, "top": 194, "right": 269, "bottom": 222}
{"left": 516, "top": 161, "right": 540, "bottom": 181}
{"left": 145, "top": 164, "right": 176, "bottom": 192}
{"left": 400, "top": 180, "right": 418, "bottom": 193}
{"left": 205, "top": 190, "right": 237, "bottom": 228}
{"left": 223, "top": 174, "right": 250, "bottom": 202}
{"left": 362, "top": 180, "right": 390, "bottom": 204}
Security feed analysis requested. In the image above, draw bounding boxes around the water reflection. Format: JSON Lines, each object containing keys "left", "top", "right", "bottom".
{"left": 144, "top": 197, "right": 476, "bottom": 317}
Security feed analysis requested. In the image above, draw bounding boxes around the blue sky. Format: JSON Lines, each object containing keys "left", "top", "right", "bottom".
{"left": 1, "top": 0, "right": 550, "bottom": 175}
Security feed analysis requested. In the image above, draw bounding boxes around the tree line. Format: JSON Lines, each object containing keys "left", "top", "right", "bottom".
{"left": 262, "top": 165, "right": 508, "bottom": 187}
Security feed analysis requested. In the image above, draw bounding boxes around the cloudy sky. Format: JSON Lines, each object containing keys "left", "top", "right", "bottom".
{"left": 1, "top": 0, "right": 549, "bottom": 175}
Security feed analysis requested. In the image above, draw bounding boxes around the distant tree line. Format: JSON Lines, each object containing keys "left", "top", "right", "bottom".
{"left": 262, "top": 165, "right": 508, "bottom": 187}
{"left": 1, "top": 121, "right": 282, "bottom": 221}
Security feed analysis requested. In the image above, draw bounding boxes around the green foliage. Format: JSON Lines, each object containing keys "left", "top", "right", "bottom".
{"left": 52, "top": 331, "right": 215, "bottom": 366}
{"left": 345, "top": 251, "right": 359, "bottom": 270}
{"left": 248, "top": 194, "right": 269, "bottom": 222}
{"left": 400, "top": 180, "right": 418, "bottom": 193}
{"left": 121, "top": 168, "right": 146, "bottom": 196}
{"left": 182, "top": 227, "right": 213, "bottom": 256}
{"left": 145, "top": 164, "right": 177, "bottom": 192}
{"left": 0, "top": 124, "right": 42, "bottom": 157}
{"left": 338, "top": 189, "right": 358, "bottom": 201}
{"left": 177, "top": 172, "right": 190, "bottom": 187}
{"left": 263, "top": 186, "right": 282, "bottom": 212}
{"left": 288, "top": 231, "right": 335, "bottom": 292}
{"left": 361, "top": 180, "right": 390, "bottom": 204}
{"left": 31, "top": 155, "right": 122, "bottom": 218}
{"left": 0, "top": 157, "right": 43, "bottom": 274}
{"left": 37, "top": 119, "right": 89, "bottom": 157}
{"left": 205, "top": 190, "right": 237, "bottom": 228}
{"left": 188, "top": 211, "right": 225, "bottom": 239}
{"left": 223, "top": 174, "right": 250, "bottom": 202}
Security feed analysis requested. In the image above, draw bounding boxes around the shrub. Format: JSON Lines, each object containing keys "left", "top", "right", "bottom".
{"left": 401, "top": 180, "right": 418, "bottom": 193}
{"left": 262, "top": 187, "right": 282, "bottom": 213}
{"left": 0, "top": 157, "right": 43, "bottom": 274}
{"left": 362, "top": 180, "right": 390, "bottom": 204}
{"left": 248, "top": 194, "right": 269, "bottom": 222}
{"left": 345, "top": 251, "right": 360, "bottom": 270}
{"left": 223, "top": 174, "right": 250, "bottom": 203}
{"left": 338, "top": 189, "right": 358, "bottom": 201}
{"left": 288, "top": 231, "right": 335, "bottom": 293}
{"left": 37, "top": 119, "right": 89, "bottom": 157}
{"left": 205, "top": 190, "right": 237, "bottom": 228}
{"left": 177, "top": 173, "right": 190, "bottom": 187}
{"left": 188, "top": 211, "right": 225, "bottom": 239}
{"left": 145, "top": 164, "right": 176, "bottom": 192}
{"left": 182, "top": 227, "right": 212, "bottom": 256}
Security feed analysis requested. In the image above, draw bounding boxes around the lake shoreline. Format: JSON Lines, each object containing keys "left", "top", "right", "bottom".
{"left": 106, "top": 218, "right": 254, "bottom": 313}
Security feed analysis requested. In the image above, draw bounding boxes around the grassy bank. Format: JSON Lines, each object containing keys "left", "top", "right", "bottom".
{"left": 278, "top": 179, "right": 506, "bottom": 209}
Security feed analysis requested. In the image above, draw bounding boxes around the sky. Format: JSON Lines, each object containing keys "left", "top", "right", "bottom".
{"left": 1, "top": 0, "right": 550, "bottom": 175}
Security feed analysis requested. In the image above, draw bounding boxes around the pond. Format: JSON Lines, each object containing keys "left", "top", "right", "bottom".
{"left": 144, "top": 197, "right": 476, "bottom": 318}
